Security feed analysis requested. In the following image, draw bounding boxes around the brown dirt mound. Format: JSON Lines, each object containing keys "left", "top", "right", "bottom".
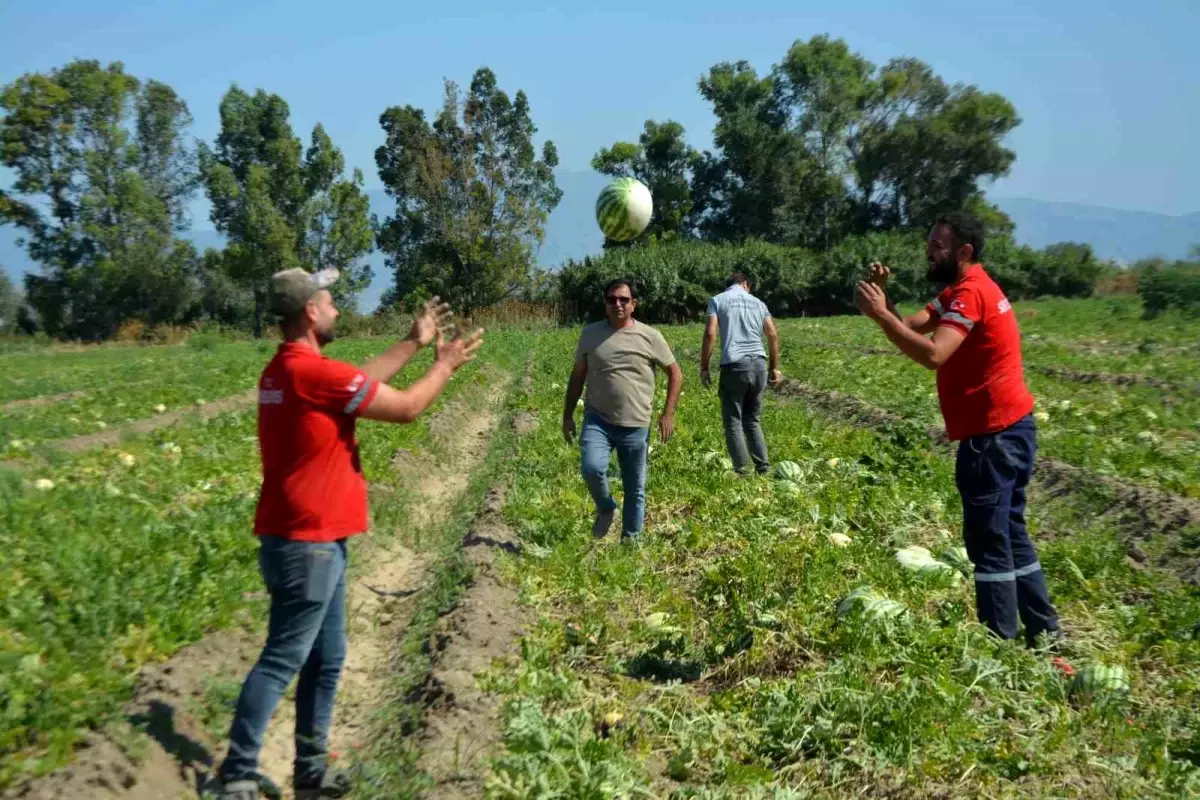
{"left": 1034, "top": 365, "right": 1197, "bottom": 395}
{"left": 413, "top": 485, "right": 528, "bottom": 799}
{"left": 5, "top": 629, "right": 262, "bottom": 800}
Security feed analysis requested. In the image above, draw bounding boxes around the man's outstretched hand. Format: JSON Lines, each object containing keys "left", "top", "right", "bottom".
{"left": 409, "top": 296, "right": 455, "bottom": 348}
{"left": 435, "top": 326, "right": 484, "bottom": 371}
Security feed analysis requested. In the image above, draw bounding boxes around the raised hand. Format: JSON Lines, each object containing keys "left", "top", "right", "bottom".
{"left": 868, "top": 262, "right": 890, "bottom": 289}
{"left": 435, "top": 326, "right": 484, "bottom": 371}
{"left": 409, "top": 296, "right": 455, "bottom": 348}
{"left": 855, "top": 281, "right": 889, "bottom": 320}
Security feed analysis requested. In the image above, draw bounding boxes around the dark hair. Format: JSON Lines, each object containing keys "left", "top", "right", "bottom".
{"left": 935, "top": 211, "right": 985, "bottom": 261}
{"left": 728, "top": 271, "right": 750, "bottom": 287}
{"left": 603, "top": 278, "right": 636, "bottom": 299}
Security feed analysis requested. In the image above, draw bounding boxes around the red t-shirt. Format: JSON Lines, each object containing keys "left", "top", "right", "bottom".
{"left": 253, "top": 342, "right": 380, "bottom": 542}
{"left": 926, "top": 265, "right": 1035, "bottom": 441}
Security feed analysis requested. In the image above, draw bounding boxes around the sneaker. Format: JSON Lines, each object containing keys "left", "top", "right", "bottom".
{"left": 217, "top": 779, "right": 260, "bottom": 800}
{"left": 295, "top": 769, "right": 353, "bottom": 799}
{"left": 592, "top": 508, "right": 616, "bottom": 539}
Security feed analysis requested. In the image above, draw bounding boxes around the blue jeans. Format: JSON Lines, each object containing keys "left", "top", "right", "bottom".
{"left": 220, "top": 536, "right": 348, "bottom": 787}
{"left": 955, "top": 414, "right": 1059, "bottom": 645}
{"left": 580, "top": 412, "right": 649, "bottom": 539}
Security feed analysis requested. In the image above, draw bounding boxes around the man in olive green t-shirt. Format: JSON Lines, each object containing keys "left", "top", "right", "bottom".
{"left": 562, "top": 279, "right": 683, "bottom": 541}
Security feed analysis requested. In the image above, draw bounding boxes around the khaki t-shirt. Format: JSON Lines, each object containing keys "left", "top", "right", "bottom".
{"left": 575, "top": 320, "right": 676, "bottom": 428}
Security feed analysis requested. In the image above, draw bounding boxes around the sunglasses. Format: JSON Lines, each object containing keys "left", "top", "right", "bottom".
{"left": 605, "top": 295, "right": 633, "bottom": 306}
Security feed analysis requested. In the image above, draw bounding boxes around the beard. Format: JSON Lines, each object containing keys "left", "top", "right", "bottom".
{"left": 316, "top": 324, "right": 336, "bottom": 346}
{"left": 926, "top": 254, "right": 958, "bottom": 284}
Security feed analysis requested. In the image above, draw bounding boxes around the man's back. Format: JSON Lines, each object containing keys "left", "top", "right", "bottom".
{"left": 708, "top": 285, "right": 769, "bottom": 365}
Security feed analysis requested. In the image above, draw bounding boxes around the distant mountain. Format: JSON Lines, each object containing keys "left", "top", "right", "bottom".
{"left": 3, "top": 173, "right": 1195, "bottom": 313}
{"left": 991, "top": 197, "right": 1200, "bottom": 264}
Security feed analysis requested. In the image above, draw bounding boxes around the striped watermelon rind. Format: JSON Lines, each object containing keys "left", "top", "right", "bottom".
{"left": 837, "top": 586, "right": 906, "bottom": 622}
{"left": 595, "top": 177, "right": 652, "bottom": 242}
{"left": 1071, "top": 663, "right": 1130, "bottom": 696}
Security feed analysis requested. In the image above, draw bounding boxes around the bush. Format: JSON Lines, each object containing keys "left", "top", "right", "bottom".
{"left": 552, "top": 232, "right": 1105, "bottom": 324}
{"left": 1137, "top": 259, "right": 1200, "bottom": 319}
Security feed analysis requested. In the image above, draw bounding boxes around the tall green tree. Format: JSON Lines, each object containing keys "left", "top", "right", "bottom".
{"left": 691, "top": 61, "right": 791, "bottom": 242}
{"left": 375, "top": 68, "right": 561, "bottom": 313}
{"left": 687, "top": 36, "right": 1020, "bottom": 248}
{"left": 592, "top": 120, "right": 700, "bottom": 244}
{"left": 200, "top": 89, "right": 374, "bottom": 332}
{"left": 0, "top": 60, "right": 200, "bottom": 339}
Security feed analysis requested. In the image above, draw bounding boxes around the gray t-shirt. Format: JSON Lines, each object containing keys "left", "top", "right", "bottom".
{"left": 707, "top": 286, "right": 770, "bottom": 365}
{"left": 575, "top": 320, "right": 676, "bottom": 428}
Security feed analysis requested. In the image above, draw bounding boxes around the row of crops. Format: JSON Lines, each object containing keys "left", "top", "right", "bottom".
{"left": 2, "top": 297, "right": 1197, "bottom": 796}
{"left": 476, "top": 304, "right": 1200, "bottom": 796}
{"left": 0, "top": 332, "right": 533, "bottom": 788}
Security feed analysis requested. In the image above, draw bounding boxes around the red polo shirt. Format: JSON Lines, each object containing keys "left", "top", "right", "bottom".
{"left": 253, "top": 342, "right": 380, "bottom": 542}
{"left": 926, "top": 265, "right": 1035, "bottom": 441}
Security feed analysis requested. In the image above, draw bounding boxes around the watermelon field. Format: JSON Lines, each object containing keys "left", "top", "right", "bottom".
{"left": 2, "top": 295, "right": 1199, "bottom": 798}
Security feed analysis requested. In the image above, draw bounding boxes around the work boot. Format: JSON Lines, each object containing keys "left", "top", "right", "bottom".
{"left": 295, "top": 769, "right": 353, "bottom": 799}
{"left": 217, "top": 779, "right": 260, "bottom": 800}
{"left": 592, "top": 508, "right": 616, "bottom": 539}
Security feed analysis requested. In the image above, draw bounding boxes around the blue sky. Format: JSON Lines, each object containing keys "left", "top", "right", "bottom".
{"left": 3, "top": 0, "right": 1198, "bottom": 221}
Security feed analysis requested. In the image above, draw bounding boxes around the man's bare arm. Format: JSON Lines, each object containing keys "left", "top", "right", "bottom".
{"left": 561, "top": 356, "right": 588, "bottom": 444}
{"left": 764, "top": 316, "right": 781, "bottom": 379}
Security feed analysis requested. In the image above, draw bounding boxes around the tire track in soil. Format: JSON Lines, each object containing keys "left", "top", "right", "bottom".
{"left": 52, "top": 390, "right": 258, "bottom": 454}
{"left": 2, "top": 381, "right": 508, "bottom": 800}
{"left": 0, "top": 390, "right": 89, "bottom": 412}
{"left": 2, "top": 390, "right": 259, "bottom": 474}
{"left": 770, "top": 378, "right": 1200, "bottom": 585}
{"left": 410, "top": 354, "right": 536, "bottom": 799}
{"left": 250, "top": 382, "right": 511, "bottom": 799}
{"left": 782, "top": 339, "right": 1199, "bottom": 395}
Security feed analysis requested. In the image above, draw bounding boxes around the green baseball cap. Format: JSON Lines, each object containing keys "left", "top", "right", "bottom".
{"left": 268, "top": 267, "right": 340, "bottom": 318}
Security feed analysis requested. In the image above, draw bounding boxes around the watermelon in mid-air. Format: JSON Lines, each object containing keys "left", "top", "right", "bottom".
{"left": 596, "top": 177, "right": 653, "bottom": 242}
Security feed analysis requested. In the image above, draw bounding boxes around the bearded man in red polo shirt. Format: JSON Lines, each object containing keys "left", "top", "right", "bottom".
{"left": 854, "top": 211, "right": 1061, "bottom": 650}
{"left": 218, "top": 267, "right": 482, "bottom": 800}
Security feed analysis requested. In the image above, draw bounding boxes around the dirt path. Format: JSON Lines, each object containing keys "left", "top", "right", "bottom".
{"left": 412, "top": 486, "right": 526, "bottom": 799}
{"left": 52, "top": 389, "right": 258, "bottom": 454}
{"left": 4, "top": 382, "right": 509, "bottom": 800}
{"left": 0, "top": 390, "right": 88, "bottom": 412}
{"left": 410, "top": 359, "right": 537, "bottom": 798}
{"left": 250, "top": 383, "right": 509, "bottom": 798}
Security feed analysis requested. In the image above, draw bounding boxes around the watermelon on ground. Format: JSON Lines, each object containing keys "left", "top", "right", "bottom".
{"left": 1071, "top": 663, "right": 1131, "bottom": 698}
{"left": 896, "top": 545, "right": 961, "bottom": 583}
{"left": 773, "top": 461, "right": 803, "bottom": 482}
{"left": 837, "top": 586, "right": 906, "bottom": 622}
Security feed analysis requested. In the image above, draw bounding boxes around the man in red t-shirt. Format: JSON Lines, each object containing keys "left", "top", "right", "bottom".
{"left": 854, "top": 211, "right": 1061, "bottom": 650}
{"left": 219, "top": 267, "right": 482, "bottom": 800}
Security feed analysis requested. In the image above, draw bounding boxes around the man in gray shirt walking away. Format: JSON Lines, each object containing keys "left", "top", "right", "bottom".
{"left": 701, "top": 272, "right": 781, "bottom": 475}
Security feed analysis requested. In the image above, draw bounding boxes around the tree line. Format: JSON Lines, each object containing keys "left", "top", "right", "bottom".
{"left": 1, "top": 58, "right": 560, "bottom": 339}
{"left": 2, "top": 37, "right": 1175, "bottom": 340}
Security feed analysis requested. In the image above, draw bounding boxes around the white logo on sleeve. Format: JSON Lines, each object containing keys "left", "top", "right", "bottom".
{"left": 346, "top": 374, "right": 364, "bottom": 393}
{"left": 998, "top": 298, "right": 1012, "bottom": 314}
